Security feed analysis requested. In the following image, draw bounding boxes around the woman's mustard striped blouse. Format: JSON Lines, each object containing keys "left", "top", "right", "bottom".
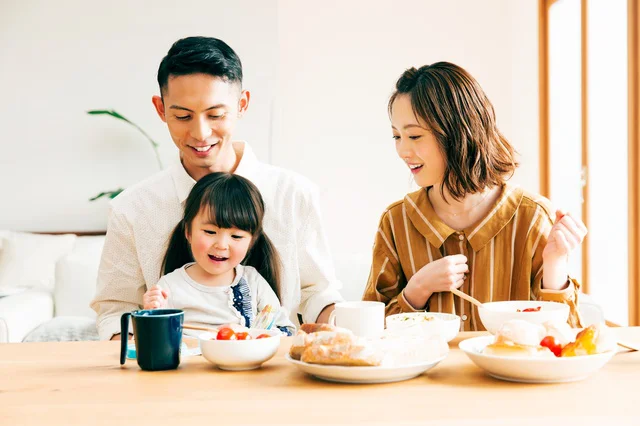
{"left": 362, "top": 184, "right": 582, "bottom": 331}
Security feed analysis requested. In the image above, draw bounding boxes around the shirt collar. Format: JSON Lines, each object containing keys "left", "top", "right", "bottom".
{"left": 170, "top": 141, "right": 258, "bottom": 204}
{"left": 403, "top": 183, "right": 523, "bottom": 251}
{"left": 233, "top": 141, "right": 258, "bottom": 179}
{"left": 171, "top": 161, "right": 196, "bottom": 205}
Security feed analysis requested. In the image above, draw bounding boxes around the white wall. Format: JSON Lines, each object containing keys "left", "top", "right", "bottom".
{"left": 0, "top": 0, "right": 278, "bottom": 230}
{"left": 1, "top": 0, "right": 540, "bottom": 301}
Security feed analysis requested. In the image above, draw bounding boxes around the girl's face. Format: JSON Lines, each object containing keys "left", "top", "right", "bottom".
{"left": 391, "top": 94, "right": 446, "bottom": 188}
{"left": 187, "top": 208, "right": 253, "bottom": 278}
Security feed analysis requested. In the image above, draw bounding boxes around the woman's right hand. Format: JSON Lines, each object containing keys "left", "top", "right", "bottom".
{"left": 404, "top": 255, "right": 468, "bottom": 308}
{"left": 143, "top": 285, "right": 170, "bottom": 310}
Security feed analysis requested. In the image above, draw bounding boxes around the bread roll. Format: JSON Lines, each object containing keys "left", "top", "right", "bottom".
{"left": 288, "top": 324, "right": 354, "bottom": 360}
{"left": 301, "top": 343, "right": 383, "bottom": 366}
{"left": 300, "top": 323, "right": 338, "bottom": 334}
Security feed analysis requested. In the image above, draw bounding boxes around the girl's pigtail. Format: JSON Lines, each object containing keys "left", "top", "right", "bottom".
{"left": 243, "top": 231, "right": 282, "bottom": 298}
{"left": 161, "top": 220, "right": 194, "bottom": 277}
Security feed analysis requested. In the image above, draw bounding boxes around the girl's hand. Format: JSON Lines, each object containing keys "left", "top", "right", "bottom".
{"left": 409, "top": 254, "right": 469, "bottom": 294}
{"left": 143, "top": 285, "right": 170, "bottom": 310}
{"left": 543, "top": 210, "right": 588, "bottom": 261}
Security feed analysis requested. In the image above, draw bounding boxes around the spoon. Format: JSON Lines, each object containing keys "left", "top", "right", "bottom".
{"left": 450, "top": 288, "right": 483, "bottom": 308}
{"left": 182, "top": 324, "right": 219, "bottom": 334}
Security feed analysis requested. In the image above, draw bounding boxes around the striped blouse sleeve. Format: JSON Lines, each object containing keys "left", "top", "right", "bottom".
{"left": 529, "top": 203, "right": 582, "bottom": 327}
{"left": 362, "top": 210, "right": 420, "bottom": 315}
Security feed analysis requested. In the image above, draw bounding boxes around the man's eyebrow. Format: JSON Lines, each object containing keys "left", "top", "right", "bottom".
{"left": 168, "top": 105, "right": 226, "bottom": 112}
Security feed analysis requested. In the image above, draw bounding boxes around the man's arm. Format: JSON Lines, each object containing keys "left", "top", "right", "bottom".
{"left": 90, "top": 209, "right": 147, "bottom": 340}
{"left": 295, "top": 186, "right": 344, "bottom": 324}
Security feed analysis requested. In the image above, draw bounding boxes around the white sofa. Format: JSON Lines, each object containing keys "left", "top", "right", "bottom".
{"left": 0, "top": 233, "right": 104, "bottom": 343}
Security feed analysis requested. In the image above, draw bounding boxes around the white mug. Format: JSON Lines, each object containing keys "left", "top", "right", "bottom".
{"left": 328, "top": 301, "right": 385, "bottom": 338}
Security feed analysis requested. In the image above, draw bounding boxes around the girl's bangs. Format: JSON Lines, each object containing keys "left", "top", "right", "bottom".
{"left": 200, "top": 185, "right": 258, "bottom": 233}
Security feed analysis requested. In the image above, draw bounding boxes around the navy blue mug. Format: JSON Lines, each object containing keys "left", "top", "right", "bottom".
{"left": 120, "top": 309, "right": 184, "bottom": 371}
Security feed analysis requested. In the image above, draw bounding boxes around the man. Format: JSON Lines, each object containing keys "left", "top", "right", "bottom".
{"left": 91, "top": 36, "right": 343, "bottom": 340}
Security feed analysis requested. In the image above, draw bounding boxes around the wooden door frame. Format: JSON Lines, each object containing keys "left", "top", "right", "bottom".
{"left": 540, "top": 0, "right": 640, "bottom": 325}
{"left": 538, "top": 0, "right": 590, "bottom": 295}
{"left": 629, "top": 0, "right": 640, "bottom": 326}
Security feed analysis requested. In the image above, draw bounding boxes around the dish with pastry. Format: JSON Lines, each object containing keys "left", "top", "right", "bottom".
{"left": 286, "top": 323, "right": 449, "bottom": 384}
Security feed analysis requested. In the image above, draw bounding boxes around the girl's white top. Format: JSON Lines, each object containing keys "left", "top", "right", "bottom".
{"left": 157, "top": 263, "right": 296, "bottom": 337}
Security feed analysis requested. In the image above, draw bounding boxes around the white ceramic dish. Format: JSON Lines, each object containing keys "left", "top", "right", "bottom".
{"left": 478, "top": 301, "right": 570, "bottom": 334}
{"left": 459, "top": 335, "right": 616, "bottom": 383}
{"left": 385, "top": 312, "right": 461, "bottom": 342}
{"left": 198, "top": 329, "right": 281, "bottom": 371}
{"left": 286, "top": 353, "right": 446, "bottom": 384}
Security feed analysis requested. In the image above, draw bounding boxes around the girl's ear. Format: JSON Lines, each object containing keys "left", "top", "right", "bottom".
{"left": 183, "top": 221, "right": 191, "bottom": 242}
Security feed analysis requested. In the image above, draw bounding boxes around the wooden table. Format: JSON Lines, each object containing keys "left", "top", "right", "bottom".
{"left": 1, "top": 329, "right": 639, "bottom": 426}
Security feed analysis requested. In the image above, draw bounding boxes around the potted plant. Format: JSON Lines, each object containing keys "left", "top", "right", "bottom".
{"left": 87, "top": 110, "right": 164, "bottom": 201}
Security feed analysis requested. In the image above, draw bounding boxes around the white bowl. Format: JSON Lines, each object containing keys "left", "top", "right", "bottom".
{"left": 385, "top": 312, "right": 461, "bottom": 342}
{"left": 198, "top": 329, "right": 281, "bottom": 371}
{"left": 459, "top": 335, "right": 616, "bottom": 383}
{"left": 478, "top": 301, "right": 570, "bottom": 334}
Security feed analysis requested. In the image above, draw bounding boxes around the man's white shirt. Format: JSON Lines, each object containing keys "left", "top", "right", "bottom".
{"left": 91, "top": 142, "right": 344, "bottom": 340}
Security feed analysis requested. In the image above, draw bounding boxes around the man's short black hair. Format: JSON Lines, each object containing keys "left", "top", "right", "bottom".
{"left": 157, "top": 36, "right": 243, "bottom": 95}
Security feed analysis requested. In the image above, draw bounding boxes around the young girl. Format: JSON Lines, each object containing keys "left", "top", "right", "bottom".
{"left": 363, "top": 62, "right": 587, "bottom": 331}
{"left": 143, "top": 172, "right": 295, "bottom": 336}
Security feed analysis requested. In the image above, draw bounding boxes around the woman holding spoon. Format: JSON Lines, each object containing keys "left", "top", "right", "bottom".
{"left": 362, "top": 62, "right": 587, "bottom": 331}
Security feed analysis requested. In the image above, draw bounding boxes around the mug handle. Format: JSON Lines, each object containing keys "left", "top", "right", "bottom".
{"left": 120, "top": 312, "right": 131, "bottom": 365}
{"left": 328, "top": 310, "right": 337, "bottom": 326}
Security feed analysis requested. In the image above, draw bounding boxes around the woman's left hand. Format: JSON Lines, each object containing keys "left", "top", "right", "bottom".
{"left": 543, "top": 210, "right": 588, "bottom": 261}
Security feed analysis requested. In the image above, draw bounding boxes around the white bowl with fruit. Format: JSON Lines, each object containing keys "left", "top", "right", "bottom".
{"left": 478, "top": 300, "right": 570, "bottom": 334}
{"left": 198, "top": 325, "right": 282, "bottom": 371}
{"left": 459, "top": 319, "right": 617, "bottom": 383}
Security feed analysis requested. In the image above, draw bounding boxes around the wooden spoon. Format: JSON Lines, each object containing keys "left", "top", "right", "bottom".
{"left": 450, "top": 288, "right": 483, "bottom": 308}
{"left": 617, "top": 341, "right": 639, "bottom": 352}
{"left": 182, "top": 324, "right": 219, "bottom": 334}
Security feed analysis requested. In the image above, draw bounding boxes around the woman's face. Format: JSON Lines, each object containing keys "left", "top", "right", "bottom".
{"left": 391, "top": 94, "right": 445, "bottom": 188}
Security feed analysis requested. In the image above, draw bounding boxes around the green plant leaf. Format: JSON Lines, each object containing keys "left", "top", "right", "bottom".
{"left": 89, "top": 188, "right": 124, "bottom": 202}
{"left": 87, "top": 109, "right": 163, "bottom": 166}
{"left": 87, "top": 109, "right": 132, "bottom": 124}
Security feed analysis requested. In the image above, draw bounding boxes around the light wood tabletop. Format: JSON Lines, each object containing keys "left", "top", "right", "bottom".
{"left": 1, "top": 328, "right": 639, "bottom": 426}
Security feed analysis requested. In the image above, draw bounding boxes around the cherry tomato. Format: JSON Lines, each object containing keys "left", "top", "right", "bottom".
{"left": 256, "top": 334, "right": 271, "bottom": 339}
{"left": 517, "top": 306, "right": 541, "bottom": 312}
{"left": 540, "top": 335, "right": 562, "bottom": 357}
{"left": 236, "top": 332, "right": 252, "bottom": 340}
{"left": 216, "top": 327, "right": 237, "bottom": 340}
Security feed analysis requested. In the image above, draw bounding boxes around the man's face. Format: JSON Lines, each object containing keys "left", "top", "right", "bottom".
{"left": 152, "top": 73, "right": 249, "bottom": 175}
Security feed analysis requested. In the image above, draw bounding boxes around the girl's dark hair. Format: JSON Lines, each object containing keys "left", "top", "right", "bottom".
{"left": 157, "top": 36, "right": 243, "bottom": 95}
{"left": 388, "top": 62, "right": 518, "bottom": 200}
{"left": 162, "top": 173, "right": 282, "bottom": 297}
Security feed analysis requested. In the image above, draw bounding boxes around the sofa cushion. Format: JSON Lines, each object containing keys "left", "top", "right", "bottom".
{"left": 0, "top": 290, "right": 54, "bottom": 343}
{"left": 0, "top": 231, "right": 76, "bottom": 296}
{"left": 23, "top": 316, "right": 98, "bottom": 342}
{"left": 54, "top": 236, "right": 105, "bottom": 318}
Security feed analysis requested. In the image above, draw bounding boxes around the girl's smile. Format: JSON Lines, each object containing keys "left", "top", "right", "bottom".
{"left": 208, "top": 254, "right": 229, "bottom": 262}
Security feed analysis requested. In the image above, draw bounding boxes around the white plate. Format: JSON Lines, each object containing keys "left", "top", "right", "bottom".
{"left": 286, "top": 353, "right": 446, "bottom": 384}
{"left": 459, "top": 336, "right": 616, "bottom": 383}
